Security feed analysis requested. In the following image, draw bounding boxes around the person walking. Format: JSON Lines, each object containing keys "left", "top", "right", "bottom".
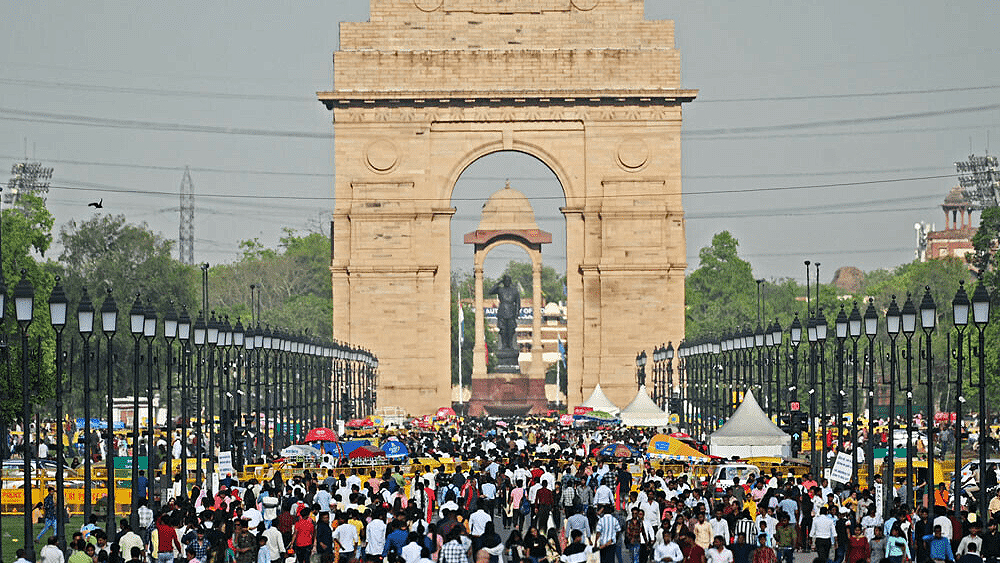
{"left": 35, "top": 487, "right": 58, "bottom": 542}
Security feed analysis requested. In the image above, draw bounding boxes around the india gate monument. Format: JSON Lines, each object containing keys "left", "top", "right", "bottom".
{"left": 319, "top": 0, "right": 696, "bottom": 415}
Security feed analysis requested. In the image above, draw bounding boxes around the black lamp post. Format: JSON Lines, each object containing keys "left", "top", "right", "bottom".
{"left": 789, "top": 314, "right": 802, "bottom": 405}
{"left": 835, "top": 305, "right": 848, "bottom": 465}
{"left": 971, "top": 282, "right": 991, "bottom": 523}
{"left": 816, "top": 309, "right": 829, "bottom": 469}
{"left": 142, "top": 301, "right": 157, "bottom": 502}
{"left": 952, "top": 282, "right": 970, "bottom": 516}
{"left": 863, "top": 298, "right": 878, "bottom": 489}
{"left": 884, "top": 296, "right": 901, "bottom": 508}
{"left": 100, "top": 289, "right": 117, "bottom": 536}
{"left": 13, "top": 272, "right": 33, "bottom": 558}
{"left": 128, "top": 293, "right": 143, "bottom": 528}
{"left": 192, "top": 312, "right": 206, "bottom": 488}
{"left": 176, "top": 308, "right": 191, "bottom": 498}
{"left": 635, "top": 350, "right": 646, "bottom": 389}
{"left": 47, "top": 277, "right": 68, "bottom": 551}
{"left": 847, "top": 302, "right": 862, "bottom": 483}
{"left": 77, "top": 288, "right": 95, "bottom": 521}
{"left": 206, "top": 313, "right": 219, "bottom": 480}
{"left": 162, "top": 305, "right": 178, "bottom": 499}
{"left": 900, "top": 293, "right": 917, "bottom": 507}
{"left": 665, "top": 342, "right": 675, "bottom": 418}
{"left": 769, "top": 320, "right": 782, "bottom": 420}
{"left": 807, "top": 314, "right": 819, "bottom": 473}
{"left": 919, "top": 287, "right": 937, "bottom": 513}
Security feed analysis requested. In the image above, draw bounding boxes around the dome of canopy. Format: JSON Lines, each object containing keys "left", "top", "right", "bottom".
{"left": 478, "top": 182, "right": 540, "bottom": 231}
{"left": 944, "top": 186, "right": 969, "bottom": 206}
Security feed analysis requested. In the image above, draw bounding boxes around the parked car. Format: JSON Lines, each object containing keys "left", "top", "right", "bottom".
{"left": 710, "top": 463, "right": 760, "bottom": 498}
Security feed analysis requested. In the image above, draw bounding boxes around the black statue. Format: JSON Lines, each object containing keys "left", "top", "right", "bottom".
{"left": 489, "top": 274, "right": 521, "bottom": 352}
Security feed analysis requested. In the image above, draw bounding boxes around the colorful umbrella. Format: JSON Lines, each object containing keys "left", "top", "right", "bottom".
{"left": 349, "top": 445, "right": 387, "bottom": 459}
{"left": 436, "top": 407, "right": 456, "bottom": 420}
{"left": 598, "top": 443, "right": 640, "bottom": 458}
{"left": 304, "top": 427, "right": 338, "bottom": 442}
{"left": 380, "top": 440, "right": 409, "bottom": 459}
{"left": 345, "top": 418, "right": 373, "bottom": 428}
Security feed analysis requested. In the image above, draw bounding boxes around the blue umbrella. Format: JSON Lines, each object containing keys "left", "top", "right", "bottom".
{"left": 380, "top": 440, "right": 409, "bottom": 460}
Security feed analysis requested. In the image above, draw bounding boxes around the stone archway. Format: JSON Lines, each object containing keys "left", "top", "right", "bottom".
{"left": 320, "top": 0, "right": 696, "bottom": 415}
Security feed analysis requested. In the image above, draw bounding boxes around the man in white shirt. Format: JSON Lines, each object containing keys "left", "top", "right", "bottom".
{"left": 594, "top": 482, "right": 614, "bottom": 506}
{"left": 810, "top": 506, "right": 837, "bottom": 563}
{"left": 333, "top": 515, "right": 360, "bottom": 559}
{"left": 654, "top": 530, "right": 684, "bottom": 563}
{"left": 262, "top": 522, "right": 286, "bottom": 563}
{"left": 468, "top": 507, "right": 492, "bottom": 538}
{"left": 710, "top": 510, "right": 731, "bottom": 544}
{"left": 39, "top": 537, "right": 64, "bottom": 563}
{"left": 705, "top": 536, "right": 734, "bottom": 563}
{"left": 365, "top": 509, "right": 387, "bottom": 560}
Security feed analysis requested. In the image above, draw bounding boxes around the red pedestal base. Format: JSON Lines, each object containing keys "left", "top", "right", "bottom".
{"left": 468, "top": 373, "right": 548, "bottom": 416}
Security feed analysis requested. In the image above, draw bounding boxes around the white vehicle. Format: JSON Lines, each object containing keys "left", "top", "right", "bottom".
{"left": 954, "top": 459, "right": 1000, "bottom": 497}
{"left": 892, "top": 429, "right": 927, "bottom": 449}
{"left": 710, "top": 463, "right": 760, "bottom": 498}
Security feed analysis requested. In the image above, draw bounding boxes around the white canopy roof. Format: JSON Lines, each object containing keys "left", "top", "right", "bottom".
{"left": 620, "top": 385, "right": 671, "bottom": 427}
{"left": 709, "top": 390, "right": 791, "bottom": 457}
{"left": 581, "top": 384, "right": 620, "bottom": 416}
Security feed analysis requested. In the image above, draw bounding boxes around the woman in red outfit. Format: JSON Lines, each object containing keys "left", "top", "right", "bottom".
{"left": 846, "top": 524, "right": 871, "bottom": 563}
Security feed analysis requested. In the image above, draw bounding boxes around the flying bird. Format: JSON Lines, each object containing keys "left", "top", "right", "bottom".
{"left": 88, "top": 198, "right": 103, "bottom": 209}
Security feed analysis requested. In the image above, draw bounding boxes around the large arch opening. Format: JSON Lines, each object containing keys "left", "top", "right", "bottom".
{"left": 450, "top": 151, "right": 567, "bottom": 411}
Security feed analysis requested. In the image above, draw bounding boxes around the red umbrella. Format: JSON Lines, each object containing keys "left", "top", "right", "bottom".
{"left": 304, "top": 427, "right": 338, "bottom": 442}
{"left": 348, "top": 445, "right": 387, "bottom": 459}
{"left": 345, "top": 419, "right": 368, "bottom": 428}
{"left": 436, "top": 407, "right": 456, "bottom": 420}
{"left": 669, "top": 432, "right": 692, "bottom": 440}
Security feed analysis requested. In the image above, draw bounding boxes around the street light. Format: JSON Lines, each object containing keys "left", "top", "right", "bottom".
{"left": 13, "top": 272, "right": 33, "bottom": 558}
{"left": 635, "top": 350, "right": 647, "bottom": 389}
{"left": 835, "top": 305, "right": 848, "bottom": 468}
{"left": 162, "top": 304, "right": 177, "bottom": 500}
{"left": 971, "top": 281, "right": 991, "bottom": 523}
{"left": 176, "top": 308, "right": 191, "bottom": 499}
{"left": 815, "top": 309, "right": 828, "bottom": 470}
{"left": 863, "top": 299, "right": 879, "bottom": 491}
{"left": 847, "top": 302, "right": 862, "bottom": 483}
{"left": 192, "top": 312, "right": 206, "bottom": 488}
{"left": 47, "top": 277, "right": 68, "bottom": 551}
{"left": 900, "top": 293, "right": 917, "bottom": 507}
{"left": 100, "top": 289, "right": 118, "bottom": 536}
{"left": 142, "top": 301, "right": 157, "bottom": 499}
{"left": 77, "top": 288, "right": 96, "bottom": 521}
{"left": 128, "top": 294, "right": 143, "bottom": 528}
{"left": 952, "top": 282, "right": 970, "bottom": 515}
{"left": 918, "top": 286, "right": 936, "bottom": 515}
{"left": 884, "top": 296, "right": 901, "bottom": 508}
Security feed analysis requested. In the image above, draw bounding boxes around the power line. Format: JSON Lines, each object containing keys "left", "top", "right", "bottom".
{"left": 0, "top": 77, "right": 312, "bottom": 102}
{"left": 41, "top": 173, "right": 956, "bottom": 202}
{"left": 699, "top": 84, "right": 1000, "bottom": 103}
{"left": 0, "top": 155, "right": 953, "bottom": 180}
{"left": 1, "top": 101, "right": 998, "bottom": 140}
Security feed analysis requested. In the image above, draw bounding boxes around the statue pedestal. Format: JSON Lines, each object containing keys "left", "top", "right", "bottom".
{"left": 469, "top": 372, "right": 547, "bottom": 416}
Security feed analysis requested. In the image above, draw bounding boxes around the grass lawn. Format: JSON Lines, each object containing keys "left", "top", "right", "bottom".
{"left": 1, "top": 515, "right": 86, "bottom": 560}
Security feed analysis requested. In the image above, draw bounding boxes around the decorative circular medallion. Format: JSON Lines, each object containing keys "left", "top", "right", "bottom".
{"left": 414, "top": 0, "right": 443, "bottom": 12}
{"left": 571, "top": 0, "right": 599, "bottom": 10}
{"left": 616, "top": 138, "right": 649, "bottom": 171}
{"left": 366, "top": 139, "right": 399, "bottom": 173}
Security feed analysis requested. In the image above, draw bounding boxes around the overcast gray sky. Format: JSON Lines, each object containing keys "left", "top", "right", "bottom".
{"left": 3, "top": 1, "right": 998, "bottom": 284}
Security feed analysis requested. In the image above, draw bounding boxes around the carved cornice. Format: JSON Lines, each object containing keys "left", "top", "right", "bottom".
{"left": 330, "top": 103, "right": 685, "bottom": 124}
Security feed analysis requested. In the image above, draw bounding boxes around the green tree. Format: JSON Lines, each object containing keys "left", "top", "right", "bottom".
{"left": 208, "top": 229, "right": 332, "bottom": 338}
{"left": 0, "top": 193, "right": 58, "bottom": 425}
{"left": 685, "top": 231, "right": 757, "bottom": 339}
{"left": 499, "top": 261, "right": 567, "bottom": 303}
{"left": 451, "top": 273, "right": 496, "bottom": 387}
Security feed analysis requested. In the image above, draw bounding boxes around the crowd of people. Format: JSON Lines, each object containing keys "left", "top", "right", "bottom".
{"left": 21, "top": 417, "right": 1000, "bottom": 563}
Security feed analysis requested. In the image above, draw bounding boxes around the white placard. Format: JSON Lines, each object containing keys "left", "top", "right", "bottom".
{"left": 217, "top": 450, "right": 234, "bottom": 476}
{"left": 829, "top": 452, "right": 853, "bottom": 484}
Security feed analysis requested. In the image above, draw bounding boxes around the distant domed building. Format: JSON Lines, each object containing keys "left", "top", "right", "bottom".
{"left": 925, "top": 186, "right": 977, "bottom": 262}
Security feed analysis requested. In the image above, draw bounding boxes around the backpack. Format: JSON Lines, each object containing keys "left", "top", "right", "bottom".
{"left": 520, "top": 496, "right": 531, "bottom": 515}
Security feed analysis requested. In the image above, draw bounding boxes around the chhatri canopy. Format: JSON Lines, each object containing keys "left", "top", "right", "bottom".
{"left": 709, "top": 390, "right": 791, "bottom": 458}
{"left": 581, "top": 384, "right": 620, "bottom": 416}
{"left": 619, "top": 386, "right": 671, "bottom": 427}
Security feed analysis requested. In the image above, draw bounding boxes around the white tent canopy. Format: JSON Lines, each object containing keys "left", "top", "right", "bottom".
{"left": 581, "top": 384, "right": 620, "bottom": 416}
{"left": 709, "top": 390, "right": 791, "bottom": 458}
{"left": 620, "top": 385, "right": 671, "bottom": 427}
